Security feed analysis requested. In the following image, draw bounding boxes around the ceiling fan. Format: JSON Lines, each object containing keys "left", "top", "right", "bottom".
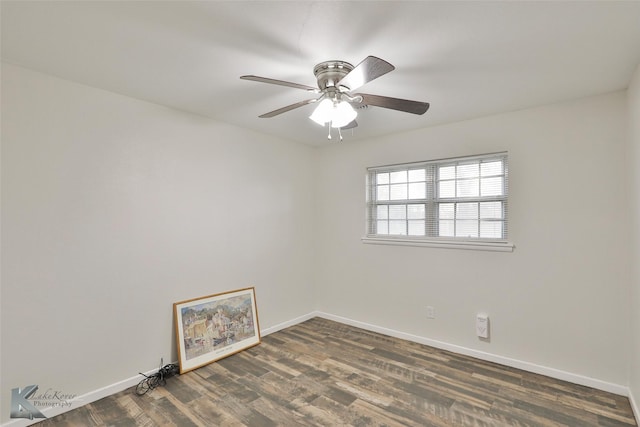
{"left": 241, "top": 56, "right": 429, "bottom": 140}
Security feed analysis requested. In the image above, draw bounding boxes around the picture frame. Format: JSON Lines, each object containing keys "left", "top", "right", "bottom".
{"left": 174, "top": 287, "right": 261, "bottom": 374}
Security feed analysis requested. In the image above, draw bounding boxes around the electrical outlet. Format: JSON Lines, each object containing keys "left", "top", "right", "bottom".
{"left": 426, "top": 306, "right": 436, "bottom": 319}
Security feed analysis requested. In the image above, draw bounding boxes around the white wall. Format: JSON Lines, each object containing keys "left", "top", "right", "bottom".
{"left": 628, "top": 63, "right": 640, "bottom": 414}
{"left": 315, "top": 91, "right": 631, "bottom": 387}
{"left": 0, "top": 63, "right": 316, "bottom": 422}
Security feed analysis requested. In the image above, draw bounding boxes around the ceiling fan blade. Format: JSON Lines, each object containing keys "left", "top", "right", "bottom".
{"left": 241, "top": 75, "right": 318, "bottom": 92}
{"left": 341, "top": 120, "right": 358, "bottom": 130}
{"left": 336, "top": 56, "right": 395, "bottom": 91}
{"left": 258, "top": 98, "right": 320, "bottom": 118}
{"left": 356, "top": 93, "right": 430, "bottom": 115}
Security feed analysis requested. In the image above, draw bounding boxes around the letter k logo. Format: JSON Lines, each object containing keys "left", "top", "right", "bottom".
{"left": 10, "top": 385, "right": 46, "bottom": 419}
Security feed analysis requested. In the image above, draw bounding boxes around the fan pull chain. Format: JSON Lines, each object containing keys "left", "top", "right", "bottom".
{"left": 326, "top": 123, "right": 343, "bottom": 142}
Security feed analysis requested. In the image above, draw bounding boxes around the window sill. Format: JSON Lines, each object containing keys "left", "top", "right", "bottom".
{"left": 361, "top": 236, "right": 515, "bottom": 252}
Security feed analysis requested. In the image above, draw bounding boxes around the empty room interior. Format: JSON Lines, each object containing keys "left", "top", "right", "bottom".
{"left": 2, "top": 1, "right": 640, "bottom": 426}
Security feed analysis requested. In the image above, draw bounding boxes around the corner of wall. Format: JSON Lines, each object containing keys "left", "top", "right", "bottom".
{"left": 627, "top": 61, "right": 640, "bottom": 422}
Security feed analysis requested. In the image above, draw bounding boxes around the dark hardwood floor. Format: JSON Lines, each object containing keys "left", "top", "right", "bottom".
{"left": 38, "top": 317, "right": 637, "bottom": 426}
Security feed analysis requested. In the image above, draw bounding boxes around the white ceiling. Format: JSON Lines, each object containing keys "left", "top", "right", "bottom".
{"left": 2, "top": 1, "right": 640, "bottom": 145}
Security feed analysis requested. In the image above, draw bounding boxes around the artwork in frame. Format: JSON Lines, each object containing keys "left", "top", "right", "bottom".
{"left": 174, "top": 287, "right": 261, "bottom": 374}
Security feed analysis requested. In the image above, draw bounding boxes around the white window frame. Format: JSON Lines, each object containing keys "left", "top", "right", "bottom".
{"left": 363, "top": 152, "right": 514, "bottom": 252}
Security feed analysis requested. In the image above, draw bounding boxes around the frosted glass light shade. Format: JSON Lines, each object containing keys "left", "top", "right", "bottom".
{"left": 309, "top": 99, "right": 357, "bottom": 128}
{"left": 309, "top": 99, "right": 333, "bottom": 126}
{"left": 332, "top": 101, "right": 357, "bottom": 128}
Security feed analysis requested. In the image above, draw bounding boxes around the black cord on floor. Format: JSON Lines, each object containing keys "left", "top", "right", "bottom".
{"left": 135, "top": 361, "right": 180, "bottom": 396}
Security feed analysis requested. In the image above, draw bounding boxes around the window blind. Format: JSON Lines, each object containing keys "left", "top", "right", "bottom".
{"left": 366, "top": 153, "right": 508, "bottom": 242}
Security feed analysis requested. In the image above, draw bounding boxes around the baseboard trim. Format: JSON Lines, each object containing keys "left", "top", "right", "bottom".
{"left": 2, "top": 310, "right": 631, "bottom": 426}
{"left": 315, "top": 311, "right": 630, "bottom": 397}
{"left": 260, "top": 312, "right": 318, "bottom": 336}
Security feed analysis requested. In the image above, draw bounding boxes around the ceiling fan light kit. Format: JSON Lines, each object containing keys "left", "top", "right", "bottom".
{"left": 308, "top": 97, "right": 357, "bottom": 128}
{"left": 240, "top": 56, "right": 430, "bottom": 141}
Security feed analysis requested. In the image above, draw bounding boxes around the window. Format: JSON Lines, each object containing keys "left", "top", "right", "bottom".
{"left": 365, "top": 153, "right": 510, "bottom": 250}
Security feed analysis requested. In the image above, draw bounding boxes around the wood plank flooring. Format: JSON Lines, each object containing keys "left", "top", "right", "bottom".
{"left": 37, "top": 317, "right": 637, "bottom": 426}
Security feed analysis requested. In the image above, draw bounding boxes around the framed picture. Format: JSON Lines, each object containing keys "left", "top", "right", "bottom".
{"left": 174, "top": 287, "right": 261, "bottom": 374}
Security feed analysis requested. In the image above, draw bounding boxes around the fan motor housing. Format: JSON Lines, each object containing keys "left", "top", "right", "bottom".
{"left": 313, "top": 60, "right": 354, "bottom": 90}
